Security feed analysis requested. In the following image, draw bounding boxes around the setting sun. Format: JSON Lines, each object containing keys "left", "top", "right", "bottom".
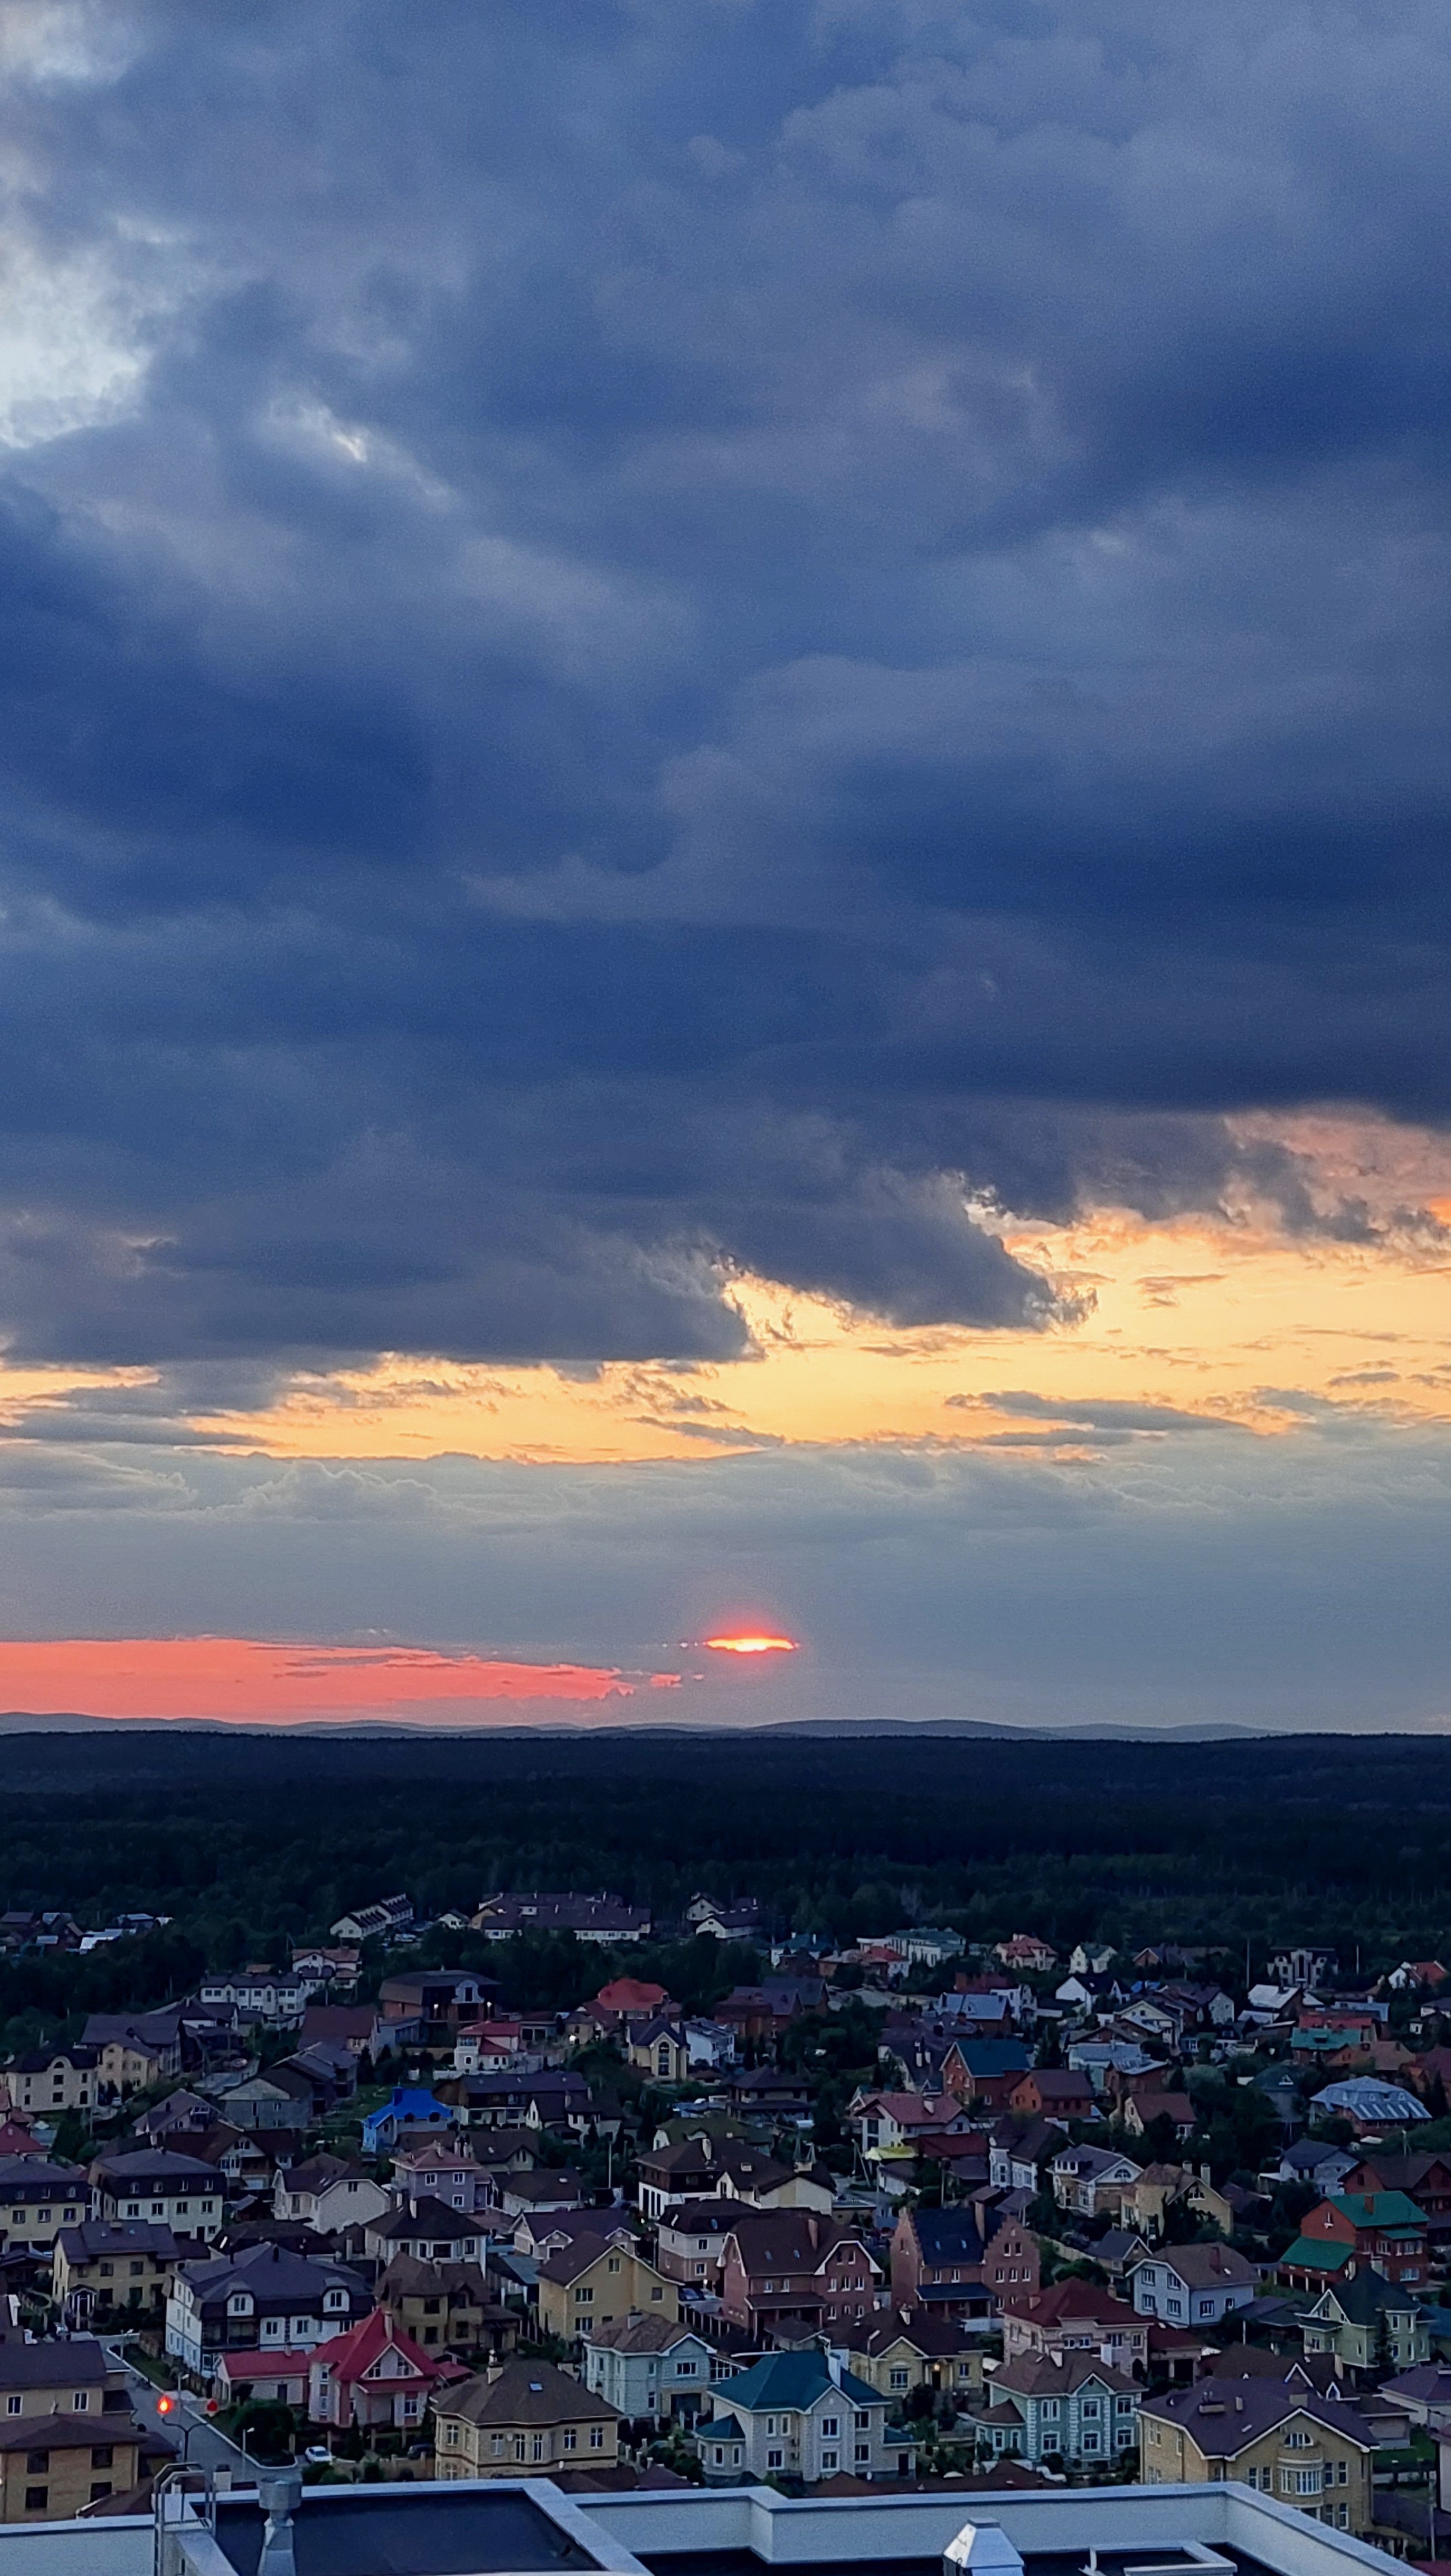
{"left": 704, "top": 1634, "right": 799, "bottom": 1656}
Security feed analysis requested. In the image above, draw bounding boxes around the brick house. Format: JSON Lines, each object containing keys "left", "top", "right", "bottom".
{"left": 981, "top": 2219, "right": 1043, "bottom": 2312}
{"left": 1281, "top": 2190, "right": 1429, "bottom": 2289}
{"left": 1141, "top": 2377, "right": 1376, "bottom": 2534}
{"left": 889, "top": 2206, "right": 987, "bottom": 2317}
{"left": 1007, "top": 2068, "right": 1096, "bottom": 2123}
{"left": 1001, "top": 2281, "right": 1149, "bottom": 2377}
{"left": 719, "top": 2211, "right": 880, "bottom": 2339}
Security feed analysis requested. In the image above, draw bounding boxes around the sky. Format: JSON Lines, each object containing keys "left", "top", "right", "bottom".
{"left": 1, "top": 0, "right": 1450, "bottom": 1731}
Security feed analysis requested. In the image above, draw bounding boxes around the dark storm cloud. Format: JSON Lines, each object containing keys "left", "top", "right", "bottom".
{"left": 2, "top": 0, "right": 1451, "bottom": 1362}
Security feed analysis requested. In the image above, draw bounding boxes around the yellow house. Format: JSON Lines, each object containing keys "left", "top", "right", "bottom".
{"left": 51, "top": 2221, "right": 181, "bottom": 2324}
{"left": 0, "top": 2414, "right": 151, "bottom": 2522}
{"left": 837, "top": 2313, "right": 985, "bottom": 2404}
{"left": 0, "top": 2050, "right": 98, "bottom": 2116}
{"left": 0, "top": 2161, "right": 88, "bottom": 2258}
{"left": 537, "top": 2231, "right": 679, "bottom": 2343}
{"left": 627, "top": 2021, "right": 691, "bottom": 2085}
{"left": 434, "top": 2357, "right": 623, "bottom": 2479}
{"left": 1141, "top": 2380, "right": 1375, "bottom": 2534}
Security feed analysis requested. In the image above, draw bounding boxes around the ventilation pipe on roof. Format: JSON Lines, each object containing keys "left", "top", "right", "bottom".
{"left": 257, "top": 2469, "right": 301, "bottom": 2576}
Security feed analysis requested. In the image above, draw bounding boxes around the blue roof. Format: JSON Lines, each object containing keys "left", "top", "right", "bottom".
{"left": 954, "top": 2039, "right": 1031, "bottom": 2073}
{"left": 911, "top": 2207, "right": 983, "bottom": 2261}
{"left": 722, "top": 2349, "right": 881, "bottom": 2413}
{"left": 1313, "top": 2080, "right": 1428, "bottom": 2123}
{"left": 698, "top": 2415, "right": 744, "bottom": 2442}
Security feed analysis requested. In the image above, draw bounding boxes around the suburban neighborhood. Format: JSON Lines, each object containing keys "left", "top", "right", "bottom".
{"left": 2, "top": 1891, "right": 1451, "bottom": 2544}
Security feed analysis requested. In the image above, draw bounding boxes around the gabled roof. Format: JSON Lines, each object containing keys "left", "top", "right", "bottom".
{"left": 992, "top": 2351, "right": 1138, "bottom": 2398}
{"left": 435, "top": 2357, "right": 621, "bottom": 2428}
{"left": 1310, "top": 2268, "right": 1426, "bottom": 2325}
{"left": 582, "top": 2311, "right": 705, "bottom": 2355}
{"left": 0, "top": 2339, "right": 108, "bottom": 2390}
{"left": 1326, "top": 2189, "right": 1428, "bottom": 2228}
{"left": 903, "top": 2207, "right": 982, "bottom": 2262}
{"left": 1133, "top": 2241, "right": 1256, "bottom": 2287}
{"left": 311, "top": 2307, "right": 439, "bottom": 2387}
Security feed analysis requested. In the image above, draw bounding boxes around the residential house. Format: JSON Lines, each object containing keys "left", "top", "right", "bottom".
{"left": 654, "top": 2200, "right": 744, "bottom": 2287}
{"left": 89, "top": 2150, "right": 224, "bottom": 2241}
{"left": 290, "top": 1944, "right": 361, "bottom": 1991}
{"left": 581, "top": 2314, "right": 722, "bottom": 2423}
{"left": 328, "top": 1894, "right": 413, "bottom": 1943}
{"left": 982, "top": 2351, "right": 1140, "bottom": 2468}
{"left": 848, "top": 2092, "right": 975, "bottom": 2170}
{"left": 80, "top": 2009, "right": 182, "bottom": 2095}
{"left": 365, "top": 2197, "right": 487, "bottom": 2266}
{"left": 994, "top": 1938, "right": 1059, "bottom": 1973}
{"left": 307, "top": 2307, "right": 455, "bottom": 2434}
{"left": 378, "top": 1970, "right": 495, "bottom": 2048}
{"left": 472, "top": 1892, "right": 651, "bottom": 1943}
{"left": 0, "top": 2409, "right": 153, "bottom": 2522}
{"left": 0, "top": 2160, "right": 88, "bottom": 2257}
{"left": 1281, "top": 2191, "right": 1429, "bottom": 2290}
{"left": 981, "top": 2219, "right": 1044, "bottom": 2312}
{"left": 944, "top": 2040, "right": 1033, "bottom": 2111}
{"left": 1140, "top": 2377, "right": 1375, "bottom": 2534}
{"left": 719, "top": 2210, "right": 880, "bottom": 2341}
{"left": 1121, "top": 2090, "right": 1196, "bottom": 2143}
{"left": 725, "top": 2067, "right": 812, "bottom": 2120}
{"left": 636, "top": 2135, "right": 831, "bottom": 2222}
{"left": 135, "top": 2089, "right": 215, "bottom": 2146}
{"left": 685, "top": 1896, "right": 763, "bottom": 1944}
{"left": 378, "top": 2254, "right": 516, "bottom": 2361}
{"left": 166, "top": 2239, "right": 371, "bottom": 2376}
{"left": 494, "top": 2169, "right": 589, "bottom": 2219}
{"left": 1264, "top": 2141, "right": 1357, "bottom": 2197}
{"left": 1050, "top": 2144, "right": 1143, "bottom": 2219}
{"left": 214, "top": 2062, "right": 317, "bottom": 2133}
{"left": 1374, "top": 2361, "right": 1451, "bottom": 2429}
{"left": 1001, "top": 2282, "right": 1149, "bottom": 2378}
{"left": 362, "top": 2086, "right": 453, "bottom": 2154}
{"left": 1128, "top": 2244, "right": 1257, "bottom": 2326}
{"left": 989, "top": 2120, "right": 1069, "bottom": 2194}
{"left": 889, "top": 2206, "right": 985, "bottom": 2315}
{"left": 537, "top": 2232, "right": 678, "bottom": 2343}
{"left": 51, "top": 2220, "right": 182, "bottom": 2326}
{"left": 1310, "top": 2078, "right": 1428, "bottom": 2135}
{"left": 590, "top": 1977, "right": 673, "bottom": 2026}
{"left": 837, "top": 2311, "right": 985, "bottom": 2405}
{"left": 1055, "top": 1972, "right": 1128, "bottom": 2015}
{"left": 272, "top": 2156, "right": 391, "bottom": 2236}
{"left": 390, "top": 2136, "right": 492, "bottom": 2213}
{"left": 0, "top": 2049, "right": 98, "bottom": 2117}
{"left": 693, "top": 2345, "right": 906, "bottom": 2486}
{"left": 1270, "top": 1947, "right": 1336, "bottom": 1990}
{"left": 1007, "top": 2068, "right": 1097, "bottom": 2123}
{"left": 212, "top": 2350, "right": 317, "bottom": 2411}
{"left": 627, "top": 2021, "right": 692, "bottom": 2086}
{"left": 299, "top": 2002, "right": 376, "bottom": 2059}
{"left": 1119, "top": 2164, "right": 1193, "bottom": 2241}
{"left": 0, "top": 2336, "right": 133, "bottom": 2422}
{"left": 434, "top": 2356, "right": 623, "bottom": 2476}
{"left": 1342, "top": 2151, "right": 1451, "bottom": 2240}
{"left": 683, "top": 2019, "right": 738, "bottom": 2072}
{"left": 1301, "top": 2271, "right": 1431, "bottom": 2377}
{"left": 1069, "top": 1947, "right": 1118, "bottom": 1978}
{"left": 196, "top": 1969, "right": 308, "bottom": 2023}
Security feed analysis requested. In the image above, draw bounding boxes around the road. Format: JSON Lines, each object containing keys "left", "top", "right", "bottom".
{"left": 105, "top": 2344, "right": 258, "bottom": 2485}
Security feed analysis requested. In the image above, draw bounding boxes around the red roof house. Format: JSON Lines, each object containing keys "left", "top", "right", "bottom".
{"left": 308, "top": 2308, "right": 463, "bottom": 2432}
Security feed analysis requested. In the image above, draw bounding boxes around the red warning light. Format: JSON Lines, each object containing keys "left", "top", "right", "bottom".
{"left": 156, "top": 2395, "right": 175, "bottom": 2415}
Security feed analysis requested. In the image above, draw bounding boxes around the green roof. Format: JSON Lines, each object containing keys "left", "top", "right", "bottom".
{"left": 722, "top": 2349, "right": 882, "bottom": 2413}
{"left": 1282, "top": 2237, "right": 1352, "bottom": 2273}
{"left": 1330, "top": 2192, "right": 1427, "bottom": 2228}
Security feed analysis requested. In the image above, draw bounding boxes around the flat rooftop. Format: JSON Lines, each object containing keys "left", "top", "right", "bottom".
{"left": 211, "top": 2485, "right": 605, "bottom": 2576}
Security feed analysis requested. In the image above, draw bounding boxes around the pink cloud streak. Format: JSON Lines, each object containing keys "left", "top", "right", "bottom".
{"left": 0, "top": 1638, "right": 676, "bottom": 1721}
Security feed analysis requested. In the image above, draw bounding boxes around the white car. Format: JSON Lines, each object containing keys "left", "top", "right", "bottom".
{"left": 303, "top": 2446, "right": 332, "bottom": 2465}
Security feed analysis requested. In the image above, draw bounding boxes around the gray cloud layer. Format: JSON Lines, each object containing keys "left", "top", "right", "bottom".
{"left": 0, "top": 0, "right": 1449, "bottom": 1365}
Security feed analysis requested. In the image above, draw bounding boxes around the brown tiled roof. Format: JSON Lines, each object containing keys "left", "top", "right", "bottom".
{"left": 435, "top": 2358, "right": 620, "bottom": 2429}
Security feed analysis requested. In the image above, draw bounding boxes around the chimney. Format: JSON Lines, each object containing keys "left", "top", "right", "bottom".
{"left": 257, "top": 2469, "right": 302, "bottom": 2576}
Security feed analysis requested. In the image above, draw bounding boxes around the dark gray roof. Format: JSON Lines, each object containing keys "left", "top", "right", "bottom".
{"left": 1143, "top": 2376, "right": 1377, "bottom": 2456}
{"left": 0, "top": 2338, "right": 109, "bottom": 2389}
{"left": 212, "top": 2485, "right": 602, "bottom": 2576}
{"left": 92, "top": 2149, "right": 220, "bottom": 2185}
{"left": 0, "top": 2157, "right": 86, "bottom": 2200}
{"left": 435, "top": 2357, "right": 620, "bottom": 2429}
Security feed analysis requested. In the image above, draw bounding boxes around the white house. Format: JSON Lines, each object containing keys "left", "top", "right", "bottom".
{"left": 694, "top": 2344, "right": 911, "bottom": 2485}
{"left": 582, "top": 2314, "right": 725, "bottom": 2423}
{"left": 1128, "top": 2243, "right": 1258, "bottom": 2326}
{"left": 1050, "top": 2145, "right": 1143, "bottom": 2219}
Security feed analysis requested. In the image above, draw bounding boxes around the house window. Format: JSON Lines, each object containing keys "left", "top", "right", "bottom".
{"left": 821, "top": 2417, "right": 839, "bottom": 2438}
{"left": 768, "top": 2447, "right": 783, "bottom": 2469}
{"left": 24, "top": 2488, "right": 48, "bottom": 2513}
{"left": 855, "top": 2411, "right": 870, "bottom": 2429}
{"left": 71, "top": 2394, "right": 89, "bottom": 2412}
{"left": 562, "top": 2430, "right": 577, "bottom": 2451}
{"left": 855, "top": 2442, "right": 871, "bottom": 2463}
{"left": 6, "top": 2398, "right": 20, "bottom": 2416}
{"left": 91, "top": 2447, "right": 113, "bottom": 2469}
{"left": 821, "top": 2449, "right": 839, "bottom": 2470}
{"left": 890, "top": 2370, "right": 909, "bottom": 2390}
